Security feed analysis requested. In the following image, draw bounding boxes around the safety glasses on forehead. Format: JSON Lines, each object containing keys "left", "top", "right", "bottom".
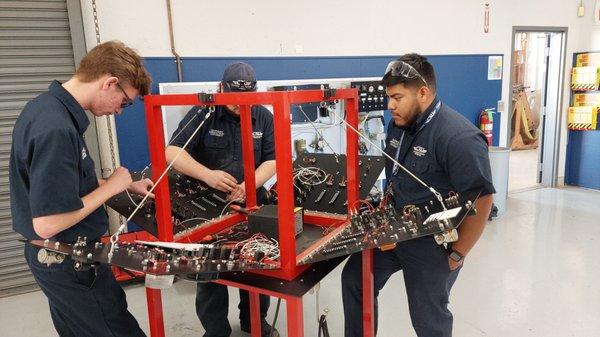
{"left": 224, "top": 80, "right": 257, "bottom": 92}
{"left": 384, "top": 60, "right": 428, "bottom": 87}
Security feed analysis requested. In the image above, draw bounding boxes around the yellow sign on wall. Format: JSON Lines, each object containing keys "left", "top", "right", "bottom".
{"left": 571, "top": 67, "right": 600, "bottom": 91}
{"left": 568, "top": 106, "right": 598, "bottom": 130}
{"left": 573, "top": 93, "right": 600, "bottom": 107}
{"left": 576, "top": 53, "right": 600, "bottom": 67}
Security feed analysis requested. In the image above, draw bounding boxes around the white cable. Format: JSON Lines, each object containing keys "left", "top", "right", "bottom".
{"left": 297, "top": 105, "right": 340, "bottom": 162}
{"left": 220, "top": 198, "right": 243, "bottom": 217}
{"left": 108, "top": 108, "right": 215, "bottom": 261}
{"left": 328, "top": 107, "right": 447, "bottom": 210}
{"left": 177, "top": 217, "right": 210, "bottom": 227}
{"left": 140, "top": 108, "right": 204, "bottom": 179}
{"left": 293, "top": 166, "right": 328, "bottom": 185}
{"left": 237, "top": 234, "right": 280, "bottom": 262}
{"left": 125, "top": 189, "right": 139, "bottom": 207}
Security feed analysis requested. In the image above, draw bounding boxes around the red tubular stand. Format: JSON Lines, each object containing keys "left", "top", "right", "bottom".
{"left": 135, "top": 89, "right": 374, "bottom": 337}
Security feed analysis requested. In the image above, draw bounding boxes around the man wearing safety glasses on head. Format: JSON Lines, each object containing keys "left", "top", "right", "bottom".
{"left": 341, "top": 53, "right": 495, "bottom": 337}
{"left": 165, "top": 62, "right": 278, "bottom": 337}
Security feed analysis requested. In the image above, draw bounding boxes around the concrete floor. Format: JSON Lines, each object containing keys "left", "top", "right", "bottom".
{"left": 1, "top": 186, "right": 599, "bottom": 337}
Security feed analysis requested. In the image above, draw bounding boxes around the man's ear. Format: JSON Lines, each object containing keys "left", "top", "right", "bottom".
{"left": 102, "top": 75, "right": 118, "bottom": 90}
{"left": 419, "top": 86, "right": 430, "bottom": 102}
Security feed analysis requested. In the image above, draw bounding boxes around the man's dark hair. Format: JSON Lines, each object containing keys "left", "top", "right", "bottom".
{"left": 381, "top": 53, "right": 436, "bottom": 92}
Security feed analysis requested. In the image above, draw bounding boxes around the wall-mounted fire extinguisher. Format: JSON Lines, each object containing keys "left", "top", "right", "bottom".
{"left": 479, "top": 108, "right": 494, "bottom": 146}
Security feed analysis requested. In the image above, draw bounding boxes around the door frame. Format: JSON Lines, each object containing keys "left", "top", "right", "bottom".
{"left": 508, "top": 26, "right": 568, "bottom": 187}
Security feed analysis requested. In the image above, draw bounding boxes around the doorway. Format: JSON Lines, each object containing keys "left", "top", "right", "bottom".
{"left": 508, "top": 27, "right": 567, "bottom": 192}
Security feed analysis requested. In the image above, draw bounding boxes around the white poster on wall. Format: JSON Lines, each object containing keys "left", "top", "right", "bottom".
{"left": 487, "top": 55, "right": 503, "bottom": 80}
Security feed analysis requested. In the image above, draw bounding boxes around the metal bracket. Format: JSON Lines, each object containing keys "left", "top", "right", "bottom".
{"left": 198, "top": 92, "right": 215, "bottom": 103}
{"left": 322, "top": 88, "right": 337, "bottom": 99}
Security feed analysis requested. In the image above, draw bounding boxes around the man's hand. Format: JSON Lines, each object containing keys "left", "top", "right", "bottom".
{"left": 228, "top": 182, "right": 246, "bottom": 202}
{"left": 128, "top": 178, "right": 155, "bottom": 198}
{"left": 105, "top": 167, "right": 133, "bottom": 195}
{"left": 202, "top": 169, "right": 238, "bottom": 193}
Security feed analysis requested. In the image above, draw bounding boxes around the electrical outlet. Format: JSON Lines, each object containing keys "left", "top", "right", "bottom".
{"left": 497, "top": 100, "right": 505, "bottom": 113}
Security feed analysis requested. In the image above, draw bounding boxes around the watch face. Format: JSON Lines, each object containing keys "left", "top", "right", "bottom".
{"left": 449, "top": 251, "right": 462, "bottom": 262}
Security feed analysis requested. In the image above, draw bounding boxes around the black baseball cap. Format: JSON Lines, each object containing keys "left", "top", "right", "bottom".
{"left": 221, "top": 62, "right": 257, "bottom": 92}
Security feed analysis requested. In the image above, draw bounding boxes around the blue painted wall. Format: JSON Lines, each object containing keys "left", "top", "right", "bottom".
{"left": 115, "top": 55, "right": 503, "bottom": 171}
{"left": 566, "top": 131, "right": 600, "bottom": 189}
{"left": 565, "top": 52, "right": 600, "bottom": 190}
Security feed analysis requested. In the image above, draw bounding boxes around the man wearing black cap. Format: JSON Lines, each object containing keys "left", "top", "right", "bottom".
{"left": 341, "top": 53, "right": 495, "bottom": 337}
{"left": 165, "top": 62, "right": 278, "bottom": 337}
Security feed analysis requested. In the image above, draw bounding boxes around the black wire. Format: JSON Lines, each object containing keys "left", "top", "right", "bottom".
{"left": 318, "top": 314, "right": 330, "bottom": 337}
{"left": 270, "top": 298, "right": 282, "bottom": 337}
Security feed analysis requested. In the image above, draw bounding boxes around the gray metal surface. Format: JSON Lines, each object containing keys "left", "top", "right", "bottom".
{"left": 0, "top": 0, "right": 77, "bottom": 297}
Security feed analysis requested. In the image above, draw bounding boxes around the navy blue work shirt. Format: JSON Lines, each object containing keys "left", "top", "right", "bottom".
{"left": 170, "top": 105, "right": 275, "bottom": 183}
{"left": 10, "top": 81, "right": 108, "bottom": 243}
{"left": 384, "top": 97, "right": 495, "bottom": 208}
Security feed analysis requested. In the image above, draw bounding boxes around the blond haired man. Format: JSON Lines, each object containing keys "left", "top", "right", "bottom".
{"left": 10, "top": 41, "right": 153, "bottom": 337}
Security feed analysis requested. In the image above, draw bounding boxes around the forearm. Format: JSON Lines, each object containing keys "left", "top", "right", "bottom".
{"left": 254, "top": 160, "right": 276, "bottom": 187}
{"left": 165, "top": 145, "right": 209, "bottom": 182}
{"left": 32, "top": 183, "right": 119, "bottom": 239}
{"left": 450, "top": 194, "right": 493, "bottom": 256}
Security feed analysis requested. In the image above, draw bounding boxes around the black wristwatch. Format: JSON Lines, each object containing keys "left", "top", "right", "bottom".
{"left": 448, "top": 249, "right": 464, "bottom": 263}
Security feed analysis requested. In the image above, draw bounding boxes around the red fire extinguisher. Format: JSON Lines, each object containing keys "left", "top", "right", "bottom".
{"left": 479, "top": 108, "right": 494, "bottom": 146}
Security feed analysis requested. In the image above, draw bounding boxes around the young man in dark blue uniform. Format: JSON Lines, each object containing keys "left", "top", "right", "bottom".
{"left": 341, "top": 53, "right": 495, "bottom": 337}
{"left": 165, "top": 62, "right": 278, "bottom": 337}
{"left": 10, "top": 41, "right": 154, "bottom": 337}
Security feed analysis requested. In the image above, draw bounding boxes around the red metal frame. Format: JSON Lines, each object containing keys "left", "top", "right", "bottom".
{"left": 133, "top": 89, "right": 374, "bottom": 337}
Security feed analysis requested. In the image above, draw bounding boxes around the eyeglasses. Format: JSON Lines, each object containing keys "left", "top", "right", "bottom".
{"left": 116, "top": 82, "right": 134, "bottom": 108}
{"left": 384, "top": 60, "right": 428, "bottom": 87}
{"left": 224, "top": 80, "right": 257, "bottom": 92}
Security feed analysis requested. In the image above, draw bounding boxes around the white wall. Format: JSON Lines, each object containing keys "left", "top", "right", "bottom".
{"left": 80, "top": 0, "right": 598, "bottom": 180}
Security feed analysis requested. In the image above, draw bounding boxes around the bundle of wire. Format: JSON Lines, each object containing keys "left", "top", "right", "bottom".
{"left": 351, "top": 199, "right": 375, "bottom": 214}
{"left": 292, "top": 166, "right": 328, "bottom": 192}
{"left": 233, "top": 234, "right": 280, "bottom": 263}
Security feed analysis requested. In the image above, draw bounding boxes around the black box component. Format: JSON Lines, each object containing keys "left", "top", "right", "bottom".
{"left": 351, "top": 81, "right": 387, "bottom": 112}
{"left": 248, "top": 205, "right": 303, "bottom": 241}
{"left": 272, "top": 84, "right": 330, "bottom": 123}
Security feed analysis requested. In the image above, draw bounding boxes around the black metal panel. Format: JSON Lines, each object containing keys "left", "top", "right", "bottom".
{"left": 292, "top": 153, "right": 385, "bottom": 214}
{"left": 271, "top": 84, "right": 327, "bottom": 123}
{"left": 106, "top": 169, "right": 232, "bottom": 237}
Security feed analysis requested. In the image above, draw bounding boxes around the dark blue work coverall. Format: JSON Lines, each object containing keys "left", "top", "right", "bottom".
{"left": 170, "top": 105, "right": 275, "bottom": 337}
{"left": 341, "top": 97, "right": 495, "bottom": 337}
{"left": 10, "top": 81, "right": 145, "bottom": 337}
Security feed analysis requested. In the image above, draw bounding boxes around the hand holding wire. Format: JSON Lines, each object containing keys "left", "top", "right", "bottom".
{"left": 228, "top": 182, "right": 246, "bottom": 202}
{"left": 127, "top": 178, "right": 155, "bottom": 198}
{"left": 106, "top": 167, "right": 133, "bottom": 195}
{"left": 202, "top": 169, "right": 237, "bottom": 192}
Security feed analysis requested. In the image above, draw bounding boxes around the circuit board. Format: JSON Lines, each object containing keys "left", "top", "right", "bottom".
{"left": 297, "top": 192, "right": 479, "bottom": 265}
{"left": 106, "top": 169, "right": 233, "bottom": 237}
{"left": 27, "top": 231, "right": 280, "bottom": 276}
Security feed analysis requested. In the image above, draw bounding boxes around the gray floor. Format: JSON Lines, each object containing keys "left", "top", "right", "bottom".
{"left": 1, "top": 187, "right": 599, "bottom": 337}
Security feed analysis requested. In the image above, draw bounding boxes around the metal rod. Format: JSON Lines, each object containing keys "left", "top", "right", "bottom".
{"left": 166, "top": 0, "right": 183, "bottom": 82}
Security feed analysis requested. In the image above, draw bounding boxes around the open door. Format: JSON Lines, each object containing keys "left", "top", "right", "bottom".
{"left": 509, "top": 28, "right": 567, "bottom": 191}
